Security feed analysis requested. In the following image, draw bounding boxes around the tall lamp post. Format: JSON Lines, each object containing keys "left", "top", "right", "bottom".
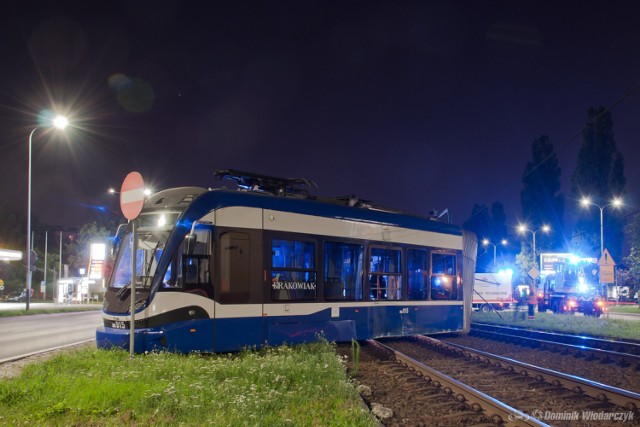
{"left": 482, "top": 238, "right": 507, "bottom": 269}
{"left": 517, "top": 224, "right": 550, "bottom": 268}
{"left": 580, "top": 197, "right": 623, "bottom": 256}
{"left": 26, "top": 115, "right": 69, "bottom": 310}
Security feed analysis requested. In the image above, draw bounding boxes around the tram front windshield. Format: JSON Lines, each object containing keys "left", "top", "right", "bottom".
{"left": 111, "top": 230, "right": 170, "bottom": 289}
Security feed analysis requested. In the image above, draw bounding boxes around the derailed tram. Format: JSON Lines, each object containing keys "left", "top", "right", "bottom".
{"left": 96, "top": 170, "right": 477, "bottom": 353}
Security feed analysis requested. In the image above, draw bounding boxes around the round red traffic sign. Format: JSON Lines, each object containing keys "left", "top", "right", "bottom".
{"left": 120, "top": 171, "right": 145, "bottom": 220}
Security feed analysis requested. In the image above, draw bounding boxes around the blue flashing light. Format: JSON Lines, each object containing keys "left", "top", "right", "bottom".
{"left": 577, "top": 276, "right": 588, "bottom": 293}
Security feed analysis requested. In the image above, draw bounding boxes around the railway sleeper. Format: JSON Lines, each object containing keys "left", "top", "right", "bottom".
{"left": 575, "top": 400, "right": 618, "bottom": 411}
{"left": 414, "top": 386, "right": 443, "bottom": 395}
{"left": 427, "top": 401, "right": 468, "bottom": 411}
{"left": 418, "top": 394, "right": 460, "bottom": 404}
{"left": 437, "top": 411, "right": 489, "bottom": 422}
{"left": 616, "top": 359, "right": 630, "bottom": 368}
{"left": 561, "top": 392, "right": 593, "bottom": 402}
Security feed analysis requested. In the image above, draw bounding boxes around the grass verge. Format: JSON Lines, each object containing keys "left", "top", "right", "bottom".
{"left": 472, "top": 310, "right": 640, "bottom": 341}
{"left": 608, "top": 304, "right": 640, "bottom": 314}
{"left": 0, "top": 341, "right": 377, "bottom": 426}
{"left": 0, "top": 306, "right": 100, "bottom": 318}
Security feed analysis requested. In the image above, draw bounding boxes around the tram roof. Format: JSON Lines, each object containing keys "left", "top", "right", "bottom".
{"left": 146, "top": 187, "right": 462, "bottom": 236}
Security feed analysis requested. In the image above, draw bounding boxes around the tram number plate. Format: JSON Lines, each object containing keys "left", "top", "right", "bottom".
{"left": 112, "top": 321, "right": 127, "bottom": 329}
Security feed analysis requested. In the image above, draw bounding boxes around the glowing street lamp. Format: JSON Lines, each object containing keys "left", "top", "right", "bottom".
{"left": 108, "top": 187, "right": 152, "bottom": 196}
{"left": 482, "top": 238, "right": 507, "bottom": 269}
{"left": 26, "top": 114, "right": 69, "bottom": 310}
{"left": 517, "top": 224, "right": 550, "bottom": 266}
{"left": 580, "top": 197, "right": 623, "bottom": 256}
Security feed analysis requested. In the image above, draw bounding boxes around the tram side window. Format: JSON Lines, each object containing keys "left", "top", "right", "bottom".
{"left": 219, "top": 232, "right": 250, "bottom": 304}
{"left": 369, "top": 247, "right": 402, "bottom": 300}
{"left": 407, "top": 249, "right": 429, "bottom": 300}
{"left": 271, "top": 239, "right": 316, "bottom": 301}
{"left": 430, "top": 252, "right": 457, "bottom": 300}
{"left": 324, "top": 242, "right": 364, "bottom": 301}
{"left": 180, "top": 228, "right": 212, "bottom": 297}
{"left": 159, "top": 228, "right": 213, "bottom": 296}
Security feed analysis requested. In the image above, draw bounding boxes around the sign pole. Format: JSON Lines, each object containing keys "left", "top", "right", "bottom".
{"left": 44, "top": 231, "right": 48, "bottom": 300}
{"left": 598, "top": 249, "right": 616, "bottom": 319}
{"left": 119, "top": 171, "right": 145, "bottom": 358}
{"left": 129, "top": 220, "right": 136, "bottom": 358}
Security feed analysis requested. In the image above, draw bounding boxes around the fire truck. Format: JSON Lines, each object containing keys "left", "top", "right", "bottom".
{"left": 537, "top": 253, "right": 607, "bottom": 317}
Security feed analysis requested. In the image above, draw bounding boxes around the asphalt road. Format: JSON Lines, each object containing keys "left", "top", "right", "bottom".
{"left": 0, "top": 305, "right": 102, "bottom": 362}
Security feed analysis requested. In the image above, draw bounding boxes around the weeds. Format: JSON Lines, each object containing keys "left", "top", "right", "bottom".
{"left": 0, "top": 342, "right": 378, "bottom": 426}
{"left": 351, "top": 339, "right": 361, "bottom": 376}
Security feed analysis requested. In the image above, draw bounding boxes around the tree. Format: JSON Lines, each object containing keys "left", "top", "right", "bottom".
{"left": 65, "top": 221, "right": 117, "bottom": 275}
{"left": 570, "top": 107, "right": 626, "bottom": 260}
{"left": 520, "top": 135, "right": 564, "bottom": 252}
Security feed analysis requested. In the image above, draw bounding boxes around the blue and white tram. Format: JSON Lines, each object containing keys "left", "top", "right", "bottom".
{"left": 96, "top": 170, "right": 477, "bottom": 353}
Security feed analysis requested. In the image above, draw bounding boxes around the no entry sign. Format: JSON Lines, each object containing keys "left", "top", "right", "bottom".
{"left": 120, "top": 171, "right": 145, "bottom": 220}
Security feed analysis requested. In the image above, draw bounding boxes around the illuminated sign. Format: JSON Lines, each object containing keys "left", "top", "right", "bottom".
{"left": 0, "top": 249, "right": 22, "bottom": 261}
{"left": 88, "top": 243, "right": 107, "bottom": 279}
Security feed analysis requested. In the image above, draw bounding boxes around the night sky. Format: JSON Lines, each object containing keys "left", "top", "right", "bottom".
{"left": 1, "top": 1, "right": 639, "bottom": 237}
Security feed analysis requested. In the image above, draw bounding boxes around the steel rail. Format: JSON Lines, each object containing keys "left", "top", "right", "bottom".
{"left": 368, "top": 339, "right": 549, "bottom": 427}
{"left": 422, "top": 336, "right": 640, "bottom": 412}
{"left": 470, "top": 327, "right": 640, "bottom": 368}
{"left": 472, "top": 322, "right": 640, "bottom": 352}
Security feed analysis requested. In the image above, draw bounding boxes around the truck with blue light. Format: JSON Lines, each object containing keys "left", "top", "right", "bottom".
{"left": 537, "top": 253, "right": 607, "bottom": 316}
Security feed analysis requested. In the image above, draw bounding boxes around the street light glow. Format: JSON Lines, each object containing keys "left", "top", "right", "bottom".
{"left": 579, "top": 196, "right": 624, "bottom": 255}
{"left": 482, "top": 238, "right": 508, "bottom": 269}
{"left": 109, "top": 187, "right": 152, "bottom": 196}
{"left": 52, "top": 115, "right": 69, "bottom": 129}
{"left": 517, "top": 223, "right": 551, "bottom": 268}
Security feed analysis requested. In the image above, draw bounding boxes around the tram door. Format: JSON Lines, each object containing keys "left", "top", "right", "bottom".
{"left": 215, "top": 232, "right": 260, "bottom": 351}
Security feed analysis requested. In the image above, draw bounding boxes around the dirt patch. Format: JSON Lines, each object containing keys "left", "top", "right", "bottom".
{"left": 0, "top": 342, "right": 94, "bottom": 380}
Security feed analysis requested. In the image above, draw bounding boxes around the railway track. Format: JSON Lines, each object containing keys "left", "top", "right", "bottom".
{"left": 469, "top": 323, "right": 640, "bottom": 369}
{"left": 472, "top": 322, "right": 640, "bottom": 355}
{"left": 342, "top": 337, "right": 640, "bottom": 426}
